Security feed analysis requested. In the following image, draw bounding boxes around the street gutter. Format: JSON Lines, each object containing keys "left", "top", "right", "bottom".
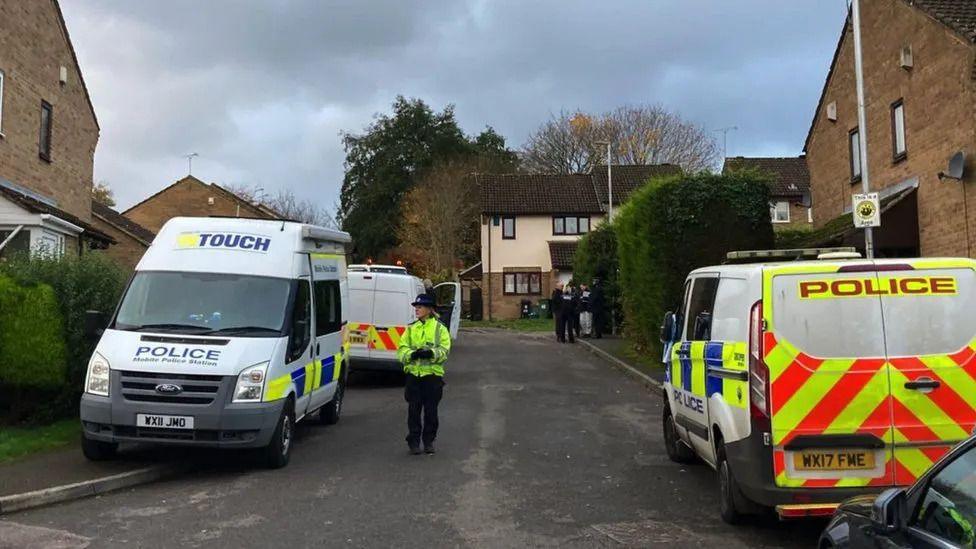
{"left": 577, "top": 339, "right": 664, "bottom": 395}
{"left": 0, "top": 463, "right": 188, "bottom": 515}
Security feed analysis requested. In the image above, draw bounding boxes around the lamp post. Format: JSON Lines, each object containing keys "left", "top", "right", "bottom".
{"left": 851, "top": 0, "right": 875, "bottom": 258}
{"left": 595, "top": 141, "right": 613, "bottom": 220}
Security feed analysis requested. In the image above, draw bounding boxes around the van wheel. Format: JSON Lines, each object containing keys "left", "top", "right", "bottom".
{"left": 718, "top": 442, "right": 745, "bottom": 525}
{"left": 663, "top": 406, "right": 695, "bottom": 463}
{"left": 319, "top": 375, "right": 345, "bottom": 425}
{"left": 264, "top": 400, "right": 294, "bottom": 469}
{"left": 81, "top": 434, "right": 117, "bottom": 461}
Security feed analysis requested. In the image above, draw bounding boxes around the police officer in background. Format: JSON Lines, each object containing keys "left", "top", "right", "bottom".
{"left": 551, "top": 282, "right": 565, "bottom": 342}
{"left": 396, "top": 294, "right": 452, "bottom": 455}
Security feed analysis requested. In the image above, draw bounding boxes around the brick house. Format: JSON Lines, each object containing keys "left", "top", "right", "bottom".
{"left": 122, "top": 175, "right": 280, "bottom": 234}
{"left": 91, "top": 201, "right": 155, "bottom": 269}
{"left": 723, "top": 156, "right": 813, "bottom": 231}
{"left": 0, "top": 0, "right": 113, "bottom": 257}
{"left": 804, "top": 0, "right": 976, "bottom": 257}
{"left": 477, "top": 164, "right": 680, "bottom": 320}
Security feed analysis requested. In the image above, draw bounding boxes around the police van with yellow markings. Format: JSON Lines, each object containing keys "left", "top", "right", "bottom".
{"left": 660, "top": 248, "right": 976, "bottom": 524}
{"left": 80, "top": 216, "right": 350, "bottom": 468}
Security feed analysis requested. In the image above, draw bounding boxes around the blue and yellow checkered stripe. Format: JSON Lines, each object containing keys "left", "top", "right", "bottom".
{"left": 667, "top": 340, "right": 748, "bottom": 409}
{"left": 264, "top": 349, "right": 346, "bottom": 401}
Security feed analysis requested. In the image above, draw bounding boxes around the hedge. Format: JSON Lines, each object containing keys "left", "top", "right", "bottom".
{"left": 0, "top": 275, "right": 67, "bottom": 388}
{"left": 0, "top": 252, "right": 128, "bottom": 422}
{"left": 614, "top": 170, "right": 775, "bottom": 354}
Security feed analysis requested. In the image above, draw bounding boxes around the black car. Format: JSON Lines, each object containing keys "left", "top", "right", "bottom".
{"left": 820, "top": 435, "right": 976, "bottom": 548}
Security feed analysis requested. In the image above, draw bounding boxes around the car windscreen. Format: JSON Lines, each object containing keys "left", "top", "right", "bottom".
{"left": 114, "top": 271, "right": 292, "bottom": 336}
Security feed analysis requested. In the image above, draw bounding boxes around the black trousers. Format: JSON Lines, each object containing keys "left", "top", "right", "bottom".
{"left": 556, "top": 311, "right": 575, "bottom": 342}
{"left": 592, "top": 310, "right": 604, "bottom": 338}
{"left": 404, "top": 374, "right": 444, "bottom": 447}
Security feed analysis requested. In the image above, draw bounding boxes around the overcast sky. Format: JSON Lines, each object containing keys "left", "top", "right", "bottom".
{"left": 59, "top": 0, "right": 847, "bottom": 211}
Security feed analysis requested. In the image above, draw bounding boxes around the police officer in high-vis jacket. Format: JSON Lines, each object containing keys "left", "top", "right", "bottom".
{"left": 396, "top": 294, "right": 452, "bottom": 455}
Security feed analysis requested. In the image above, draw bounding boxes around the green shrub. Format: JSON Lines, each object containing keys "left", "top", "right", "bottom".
{"left": 774, "top": 227, "right": 815, "bottom": 249}
{"left": 614, "top": 171, "right": 774, "bottom": 354}
{"left": 573, "top": 223, "right": 620, "bottom": 330}
{"left": 0, "top": 252, "right": 128, "bottom": 421}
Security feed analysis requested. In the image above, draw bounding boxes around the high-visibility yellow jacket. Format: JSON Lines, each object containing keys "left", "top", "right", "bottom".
{"left": 396, "top": 316, "right": 451, "bottom": 377}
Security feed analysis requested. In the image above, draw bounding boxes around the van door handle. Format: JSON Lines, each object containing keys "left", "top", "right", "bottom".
{"left": 905, "top": 378, "right": 940, "bottom": 392}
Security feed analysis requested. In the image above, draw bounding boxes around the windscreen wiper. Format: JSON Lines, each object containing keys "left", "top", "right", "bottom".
{"left": 127, "top": 323, "right": 214, "bottom": 333}
{"left": 206, "top": 326, "right": 281, "bottom": 336}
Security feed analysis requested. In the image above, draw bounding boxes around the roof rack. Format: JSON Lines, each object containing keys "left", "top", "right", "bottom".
{"left": 725, "top": 247, "right": 860, "bottom": 264}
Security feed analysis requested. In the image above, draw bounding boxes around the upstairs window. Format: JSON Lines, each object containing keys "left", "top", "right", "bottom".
{"left": 552, "top": 215, "right": 590, "bottom": 235}
{"left": 770, "top": 201, "right": 790, "bottom": 223}
{"left": 849, "top": 127, "right": 861, "bottom": 182}
{"left": 39, "top": 101, "right": 53, "bottom": 162}
{"left": 502, "top": 216, "right": 516, "bottom": 239}
{"left": 891, "top": 99, "right": 907, "bottom": 161}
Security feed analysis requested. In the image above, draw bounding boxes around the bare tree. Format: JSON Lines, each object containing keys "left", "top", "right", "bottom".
{"left": 398, "top": 161, "right": 480, "bottom": 276}
{"left": 520, "top": 105, "right": 720, "bottom": 174}
{"left": 225, "top": 184, "right": 337, "bottom": 228}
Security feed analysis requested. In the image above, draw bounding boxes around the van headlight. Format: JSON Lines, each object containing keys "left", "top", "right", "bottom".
{"left": 85, "top": 353, "right": 111, "bottom": 396}
{"left": 233, "top": 362, "right": 269, "bottom": 403}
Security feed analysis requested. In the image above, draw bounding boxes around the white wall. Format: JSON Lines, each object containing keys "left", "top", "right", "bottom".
{"left": 480, "top": 214, "right": 605, "bottom": 273}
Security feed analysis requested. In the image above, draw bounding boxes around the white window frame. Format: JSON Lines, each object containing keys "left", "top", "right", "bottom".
{"left": 770, "top": 201, "right": 791, "bottom": 223}
{"left": 892, "top": 100, "right": 907, "bottom": 159}
{"left": 807, "top": 207, "right": 813, "bottom": 224}
{"left": 0, "top": 69, "right": 5, "bottom": 135}
{"left": 850, "top": 128, "right": 862, "bottom": 181}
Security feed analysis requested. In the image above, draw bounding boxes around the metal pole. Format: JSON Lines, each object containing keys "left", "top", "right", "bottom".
{"left": 606, "top": 143, "right": 613, "bottom": 220}
{"left": 851, "top": 0, "right": 875, "bottom": 258}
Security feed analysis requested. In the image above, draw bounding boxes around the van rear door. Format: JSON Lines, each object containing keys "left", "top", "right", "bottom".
{"left": 764, "top": 264, "right": 894, "bottom": 489}
{"left": 370, "top": 276, "right": 411, "bottom": 360}
{"left": 347, "top": 273, "right": 375, "bottom": 358}
{"left": 878, "top": 260, "right": 976, "bottom": 486}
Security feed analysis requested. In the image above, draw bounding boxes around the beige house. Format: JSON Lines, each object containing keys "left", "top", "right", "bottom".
{"left": 477, "top": 165, "right": 680, "bottom": 320}
{"left": 0, "top": 0, "right": 113, "bottom": 258}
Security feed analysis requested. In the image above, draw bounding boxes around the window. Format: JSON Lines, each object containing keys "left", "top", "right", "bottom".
{"left": 683, "top": 277, "right": 719, "bottom": 341}
{"left": 807, "top": 207, "right": 813, "bottom": 224}
{"left": 0, "top": 229, "right": 30, "bottom": 259}
{"left": 287, "top": 280, "right": 312, "bottom": 363}
{"left": 770, "top": 201, "right": 790, "bottom": 223}
{"left": 502, "top": 216, "right": 515, "bottom": 239}
{"left": 0, "top": 70, "right": 5, "bottom": 134}
{"left": 849, "top": 127, "right": 861, "bottom": 182}
{"left": 552, "top": 216, "right": 591, "bottom": 235}
{"left": 911, "top": 443, "right": 976, "bottom": 546}
{"left": 891, "top": 99, "right": 907, "bottom": 161}
{"left": 313, "top": 280, "right": 342, "bottom": 336}
{"left": 39, "top": 101, "right": 53, "bottom": 161}
{"left": 503, "top": 272, "right": 541, "bottom": 295}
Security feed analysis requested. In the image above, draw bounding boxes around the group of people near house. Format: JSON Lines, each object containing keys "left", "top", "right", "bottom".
{"left": 551, "top": 281, "right": 605, "bottom": 343}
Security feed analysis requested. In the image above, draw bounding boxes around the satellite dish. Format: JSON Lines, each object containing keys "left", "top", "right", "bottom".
{"left": 939, "top": 151, "right": 966, "bottom": 181}
{"left": 948, "top": 152, "right": 966, "bottom": 179}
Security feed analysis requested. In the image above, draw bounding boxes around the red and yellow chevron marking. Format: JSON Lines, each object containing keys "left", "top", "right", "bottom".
{"left": 346, "top": 323, "right": 407, "bottom": 351}
{"left": 765, "top": 331, "right": 976, "bottom": 489}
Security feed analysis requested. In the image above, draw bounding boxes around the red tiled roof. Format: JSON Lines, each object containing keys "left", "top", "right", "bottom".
{"left": 723, "top": 156, "right": 810, "bottom": 198}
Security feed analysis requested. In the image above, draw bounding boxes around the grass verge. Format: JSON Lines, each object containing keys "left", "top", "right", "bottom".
{"left": 462, "top": 317, "right": 554, "bottom": 332}
{"left": 0, "top": 418, "right": 79, "bottom": 463}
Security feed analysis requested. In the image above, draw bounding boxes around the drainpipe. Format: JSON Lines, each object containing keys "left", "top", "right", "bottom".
{"left": 487, "top": 214, "right": 493, "bottom": 321}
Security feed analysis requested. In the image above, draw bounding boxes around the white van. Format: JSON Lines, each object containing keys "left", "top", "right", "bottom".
{"left": 80, "top": 217, "right": 350, "bottom": 468}
{"left": 660, "top": 250, "right": 976, "bottom": 523}
{"left": 347, "top": 271, "right": 460, "bottom": 372}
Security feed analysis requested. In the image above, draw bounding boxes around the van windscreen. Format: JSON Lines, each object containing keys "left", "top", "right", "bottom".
{"left": 115, "top": 271, "right": 292, "bottom": 336}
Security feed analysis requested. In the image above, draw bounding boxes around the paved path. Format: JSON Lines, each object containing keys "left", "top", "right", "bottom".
{"left": 1, "top": 330, "right": 824, "bottom": 548}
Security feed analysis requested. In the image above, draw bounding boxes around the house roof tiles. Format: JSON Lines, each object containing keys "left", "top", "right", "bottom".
{"left": 0, "top": 185, "right": 114, "bottom": 244}
{"left": 548, "top": 241, "right": 578, "bottom": 270}
{"left": 723, "top": 156, "right": 810, "bottom": 198}
{"left": 591, "top": 164, "right": 681, "bottom": 205}
{"left": 92, "top": 201, "right": 156, "bottom": 244}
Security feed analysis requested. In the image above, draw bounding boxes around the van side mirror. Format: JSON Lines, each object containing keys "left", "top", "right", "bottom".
{"left": 693, "top": 312, "right": 713, "bottom": 341}
{"left": 659, "top": 312, "right": 678, "bottom": 343}
{"left": 84, "top": 310, "right": 108, "bottom": 341}
{"left": 871, "top": 488, "right": 906, "bottom": 534}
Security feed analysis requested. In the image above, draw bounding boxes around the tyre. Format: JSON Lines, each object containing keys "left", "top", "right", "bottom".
{"left": 319, "top": 375, "right": 346, "bottom": 426}
{"left": 81, "top": 433, "right": 117, "bottom": 461}
{"left": 264, "top": 400, "right": 294, "bottom": 469}
{"left": 663, "top": 406, "right": 695, "bottom": 464}
{"left": 718, "top": 443, "right": 745, "bottom": 525}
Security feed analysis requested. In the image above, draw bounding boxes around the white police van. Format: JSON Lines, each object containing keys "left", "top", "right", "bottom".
{"left": 80, "top": 216, "right": 350, "bottom": 468}
{"left": 660, "top": 248, "right": 976, "bottom": 524}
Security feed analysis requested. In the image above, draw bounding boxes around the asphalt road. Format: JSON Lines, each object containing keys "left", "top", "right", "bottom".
{"left": 1, "top": 330, "right": 826, "bottom": 548}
